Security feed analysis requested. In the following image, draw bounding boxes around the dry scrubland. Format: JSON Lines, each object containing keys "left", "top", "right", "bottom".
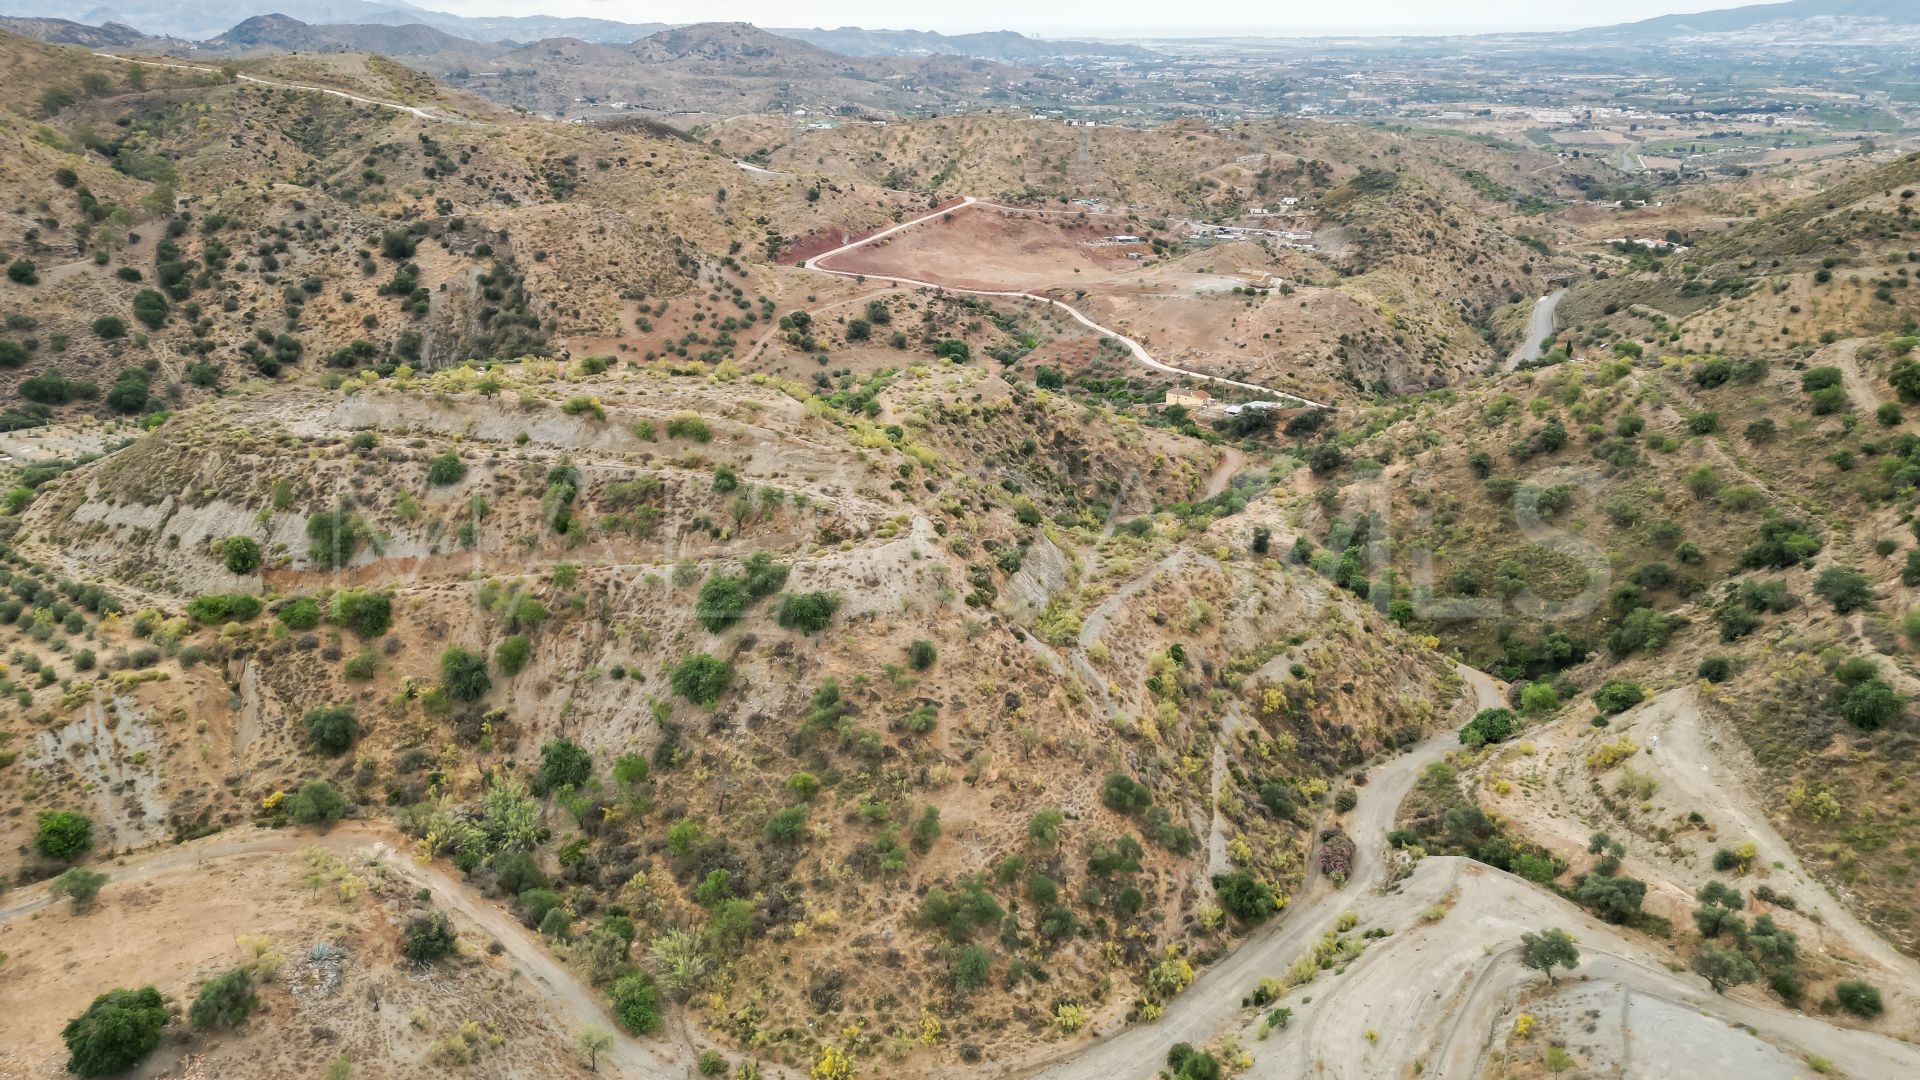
{"left": 1, "top": 21, "right": 1920, "bottom": 1080}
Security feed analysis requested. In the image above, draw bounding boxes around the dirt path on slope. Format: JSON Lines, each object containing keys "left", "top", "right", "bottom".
{"left": 1234, "top": 858, "right": 1920, "bottom": 1080}
{"left": 1504, "top": 289, "right": 1566, "bottom": 371}
{"left": 1010, "top": 664, "right": 1497, "bottom": 1080}
{"left": 1640, "top": 686, "right": 1920, "bottom": 982}
{"left": 0, "top": 824, "right": 774, "bottom": 1080}
{"left": 1205, "top": 447, "right": 1245, "bottom": 500}
{"left": 93, "top": 53, "right": 483, "bottom": 125}
{"left": 804, "top": 202, "right": 1330, "bottom": 410}
{"left": 1823, "top": 337, "right": 1885, "bottom": 417}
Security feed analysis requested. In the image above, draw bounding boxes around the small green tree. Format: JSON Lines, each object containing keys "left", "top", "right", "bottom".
{"left": 953, "top": 943, "right": 991, "bottom": 993}
{"left": 1459, "top": 707, "right": 1520, "bottom": 748}
{"left": 574, "top": 1026, "right": 614, "bottom": 1071}
{"left": 1029, "top": 807, "right": 1064, "bottom": 848}
{"left": 1691, "top": 943, "right": 1757, "bottom": 993}
{"left": 131, "top": 288, "right": 167, "bottom": 329}
{"left": 1519, "top": 928, "right": 1579, "bottom": 984}
{"left": 493, "top": 634, "right": 533, "bottom": 676}
{"left": 62, "top": 987, "right": 168, "bottom": 1078}
{"left": 288, "top": 779, "right": 346, "bottom": 827}
{"left": 222, "top": 536, "right": 262, "bottom": 574}
{"left": 695, "top": 573, "right": 748, "bottom": 633}
{"left": 1591, "top": 679, "right": 1645, "bottom": 716}
{"left": 49, "top": 867, "right": 109, "bottom": 912}
{"left": 1575, "top": 874, "right": 1646, "bottom": 924}
{"left": 1840, "top": 678, "right": 1903, "bottom": 730}
{"left": 1693, "top": 881, "right": 1745, "bottom": 937}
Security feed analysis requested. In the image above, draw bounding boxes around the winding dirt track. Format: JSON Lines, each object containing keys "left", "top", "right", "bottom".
{"left": 1236, "top": 858, "right": 1920, "bottom": 1080}
{"left": 93, "top": 53, "right": 481, "bottom": 124}
{"left": 1011, "top": 666, "right": 1501, "bottom": 1080}
{"left": 1504, "top": 289, "right": 1565, "bottom": 370}
{"left": 0, "top": 824, "right": 723, "bottom": 1080}
{"left": 799, "top": 201, "right": 1331, "bottom": 410}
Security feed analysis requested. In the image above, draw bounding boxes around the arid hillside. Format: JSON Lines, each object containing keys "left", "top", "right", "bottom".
{"left": 7, "top": 22, "right": 1920, "bottom": 1080}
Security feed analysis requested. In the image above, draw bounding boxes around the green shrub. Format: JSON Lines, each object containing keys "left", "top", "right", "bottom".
{"left": 495, "top": 634, "right": 533, "bottom": 676}
{"left": 610, "top": 973, "right": 661, "bottom": 1033}
{"left": 440, "top": 647, "right": 491, "bottom": 701}
{"left": 1100, "top": 772, "right": 1152, "bottom": 813}
{"left": 536, "top": 739, "right": 592, "bottom": 793}
{"left": 328, "top": 588, "right": 392, "bottom": 638}
{"left": 741, "top": 552, "right": 789, "bottom": 598}
{"left": 425, "top": 451, "right": 466, "bottom": 486}
{"left": 1518, "top": 681, "right": 1559, "bottom": 713}
{"left": 670, "top": 653, "right": 733, "bottom": 706}
{"left": 764, "top": 805, "right": 808, "bottom": 844}
{"left": 695, "top": 573, "right": 748, "bottom": 633}
{"left": 62, "top": 987, "right": 168, "bottom": 1077}
{"left": 35, "top": 809, "right": 93, "bottom": 860}
{"left": 491, "top": 851, "right": 545, "bottom": 895}
{"left": 131, "top": 288, "right": 167, "bottom": 329}
{"left": 342, "top": 650, "right": 376, "bottom": 681}
{"left": 1575, "top": 873, "right": 1646, "bottom": 923}
{"left": 907, "top": 639, "right": 937, "bottom": 670}
{"left": 1459, "top": 707, "right": 1519, "bottom": 747}
{"left": 1835, "top": 979, "right": 1883, "bottom": 1018}
{"left": 303, "top": 705, "right": 358, "bottom": 756}
{"left": 186, "top": 593, "right": 262, "bottom": 623}
{"left": 221, "top": 536, "right": 262, "bottom": 574}
{"left": 1167, "top": 1043, "right": 1223, "bottom": 1080}
{"left": 1212, "top": 870, "right": 1275, "bottom": 922}
{"left": 775, "top": 591, "right": 841, "bottom": 634}
{"left": 1813, "top": 566, "right": 1874, "bottom": 614}
{"left": 188, "top": 968, "right": 258, "bottom": 1030}
{"left": 664, "top": 415, "right": 712, "bottom": 442}
{"left": 277, "top": 596, "right": 322, "bottom": 630}
{"left": 288, "top": 779, "right": 346, "bottom": 826}
{"left": 953, "top": 944, "right": 991, "bottom": 993}
{"left": 403, "top": 911, "right": 458, "bottom": 963}
{"left": 306, "top": 506, "right": 369, "bottom": 568}
{"left": 91, "top": 316, "right": 126, "bottom": 340}
{"left": 1592, "top": 680, "right": 1644, "bottom": 715}
{"left": 1839, "top": 678, "right": 1903, "bottom": 730}
{"left": 1697, "top": 656, "right": 1733, "bottom": 682}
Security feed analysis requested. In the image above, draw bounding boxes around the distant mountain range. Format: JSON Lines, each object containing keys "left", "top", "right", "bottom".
{"left": 1569, "top": 0, "right": 1920, "bottom": 41}
{"left": 2, "top": 0, "right": 661, "bottom": 43}
{"left": 202, "top": 11, "right": 469, "bottom": 54}
{"left": 773, "top": 26, "right": 1149, "bottom": 61}
{"left": 0, "top": 0, "right": 1912, "bottom": 62}
{"left": 0, "top": 0, "right": 1141, "bottom": 59}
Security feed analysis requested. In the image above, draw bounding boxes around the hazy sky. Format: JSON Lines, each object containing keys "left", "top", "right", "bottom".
{"left": 424, "top": 0, "right": 1764, "bottom": 36}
